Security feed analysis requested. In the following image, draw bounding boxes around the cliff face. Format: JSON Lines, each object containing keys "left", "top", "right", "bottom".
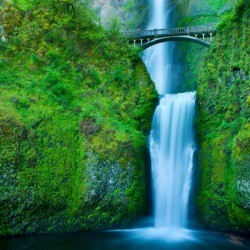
{"left": 177, "top": 0, "right": 236, "bottom": 17}
{"left": 175, "top": 0, "right": 249, "bottom": 233}
{"left": 196, "top": 0, "right": 250, "bottom": 233}
{"left": 175, "top": 0, "right": 237, "bottom": 92}
{"left": 93, "top": 0, "right": 148, "bottom": 28}
{"left": 0, "top": 1, "right": 156, "bottom": 236}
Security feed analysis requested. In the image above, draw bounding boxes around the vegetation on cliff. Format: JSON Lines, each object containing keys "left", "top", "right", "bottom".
{"left": 0, "top": 0, "right": 156, "bottom": 235}
{"left": 93, "top": 0, "right": 148, "bottom": 29}
{"left": 176, "top": 0, "right": 237, "bottom": 92}
{"left": 196, "top": 0, "right": 250, "bottom": 233}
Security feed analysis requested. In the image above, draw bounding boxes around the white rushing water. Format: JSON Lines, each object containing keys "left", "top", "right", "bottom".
{"left": 143, "top": 0, "right": 196, "bottom": 230}
{"left": 150, "top": 93, "right": 196, "bottom": 229}
{"left": 143, "top": 0, "right": 177, "bottom": 94}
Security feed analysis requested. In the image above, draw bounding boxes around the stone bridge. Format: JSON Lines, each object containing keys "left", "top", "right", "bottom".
{"left": 124, "top": 24, "right": 216, "bottom": 49}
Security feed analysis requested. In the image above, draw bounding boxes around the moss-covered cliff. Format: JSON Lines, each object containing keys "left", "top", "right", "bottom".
{"left": 176, "top": 0, "right": 237, "bottom": 92}
{"left": 0, "top": 0, "right": 156, "bottom": 236}
{"left": 93, "top": 0, "right": 148, "bottom": 29}
{"left": 196, "top": 0, "right": 250, "bottom": 233}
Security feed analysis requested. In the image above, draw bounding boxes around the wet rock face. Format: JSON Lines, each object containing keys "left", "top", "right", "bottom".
{"left": 93, "top": 0, "right": 148, "bottom": 28}
{"left": 237, "top": 179, "right": 250, "bottom": 209}
{"left": 84, "top": 151, "right": 133, "bottom": 206}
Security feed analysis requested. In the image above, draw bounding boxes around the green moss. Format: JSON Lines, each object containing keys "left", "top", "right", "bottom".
{"left": 0, "top": 0, "right": 157, "bottom": 236}
{"left": 176, "top": 0, "right": 237, "bottom": 92}
{"left": 196, "top": 0, "right": 250, "bottom": 233}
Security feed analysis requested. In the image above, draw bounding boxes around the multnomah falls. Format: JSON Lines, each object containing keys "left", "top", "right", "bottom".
{"left": 0, "top": 0, "right": 249, "bottom": 249}
{"left": 144, "top": 0, "right": 195, "bottom": 230}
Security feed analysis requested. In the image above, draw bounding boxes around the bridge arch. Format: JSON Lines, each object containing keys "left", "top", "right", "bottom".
{"left": 141, "top": 36, "right": 211, "bottom": 50}
{"left": 124, "top": 24, "right": 216, "bottom": 50}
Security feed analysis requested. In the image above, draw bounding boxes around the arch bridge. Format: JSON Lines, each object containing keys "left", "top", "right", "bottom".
{"left": 124, "top": 24, "right": 216, "bottom": 49}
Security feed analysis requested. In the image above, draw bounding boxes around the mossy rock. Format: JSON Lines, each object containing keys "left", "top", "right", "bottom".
{"left": 196, "top": 0, "right": 250, "bottom": 233}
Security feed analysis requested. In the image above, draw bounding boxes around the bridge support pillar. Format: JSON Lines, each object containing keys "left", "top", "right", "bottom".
{"left": 140, "top": 39, "right": 143, "bottom": 46}
{"left": 1, "top": 35, "right": 6, "bottom": 42}
{"left": 210, "top": 33, "right": 213, "bottom": 42}
{"left": 0, "top": 25, "right": 6, "bottom": 42}
{"left": 194, "top": 34, "right": 198, "bottom": 38}
{"left": 202, "top": 34, "right": 205, "bottom": 40}
{"left": 133, "top": 40, "right": 136, "bottom": 47}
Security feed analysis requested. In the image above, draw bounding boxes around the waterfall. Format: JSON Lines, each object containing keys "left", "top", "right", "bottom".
{"left": 143, "top": 0, "right": 196, "bottom": 230}
{"left": 150, "top": 93, "right": 195, "bottom": 229}
{"left": 143, "top": 0, "right": 178, "bottom": 94}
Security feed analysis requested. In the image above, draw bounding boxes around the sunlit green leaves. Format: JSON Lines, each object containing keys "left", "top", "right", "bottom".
{"left": 0, "top": 0, "right": 156, "bottom": 235}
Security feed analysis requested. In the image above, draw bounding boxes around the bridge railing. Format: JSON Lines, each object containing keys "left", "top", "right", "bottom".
{"left": 123, "top": 24, "right": 217, "bottom": 39}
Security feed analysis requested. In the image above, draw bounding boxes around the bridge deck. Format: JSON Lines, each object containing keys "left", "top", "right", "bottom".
{"left": 124, "top": 24, "right": 216, "bottom": 40}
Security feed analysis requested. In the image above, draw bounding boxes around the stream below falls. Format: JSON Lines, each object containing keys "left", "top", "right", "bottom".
{"left": 1, "top": 228, "right": 250, "bottom": 249}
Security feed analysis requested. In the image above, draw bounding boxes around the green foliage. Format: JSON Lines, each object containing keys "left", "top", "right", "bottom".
{"left": 196, "top": 1, "right": 250, "bottom": 233}
{"left": 206, "top": 0, "right": 230, "bottom": 10}
{"left": 217, "top": 0, "right": 249, "bottom": 31}
{"left": 123, "top": 0, "right": 135, "bottom": 12}
{"left": 0, "top": 1, "right": 157, "bottom": 236}
{"left": 176, "top": 0, "right": 238, "bottom": 92}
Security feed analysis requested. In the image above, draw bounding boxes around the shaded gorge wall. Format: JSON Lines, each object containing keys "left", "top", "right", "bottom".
{"left": 175, "top": 0, "right": 237, "bottom": 92}
{"left": 196, "top": 0, "right": 250, "bottom": 233}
